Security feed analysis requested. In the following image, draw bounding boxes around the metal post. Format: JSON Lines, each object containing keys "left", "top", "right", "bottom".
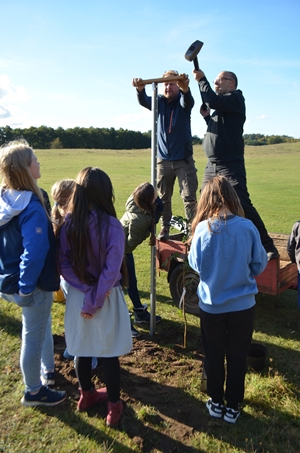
{"left": 150, "top": 82, "right": 158, "bottom": 336}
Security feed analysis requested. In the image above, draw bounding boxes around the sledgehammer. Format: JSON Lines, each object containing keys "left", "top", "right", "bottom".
{"left": 184, "top": 40, "right": 207, "bottom": 110}
{"left": 184, "top": 40, "right": 203, "bottom": 71}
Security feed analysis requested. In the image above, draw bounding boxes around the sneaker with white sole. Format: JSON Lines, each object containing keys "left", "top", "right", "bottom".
{"left": 224, "top": 406, "right": 240, "bottom": 424}
{"left": 206, "top": 398, "right": 225, "bottom": 419}
{"left": 41, "top": 371, "right": 55, "bottom": 386}
{"left": 21, "top": 386, "right": 66, "bottom": 407}
{"left": 134, "top": 306, "right": 162, "bottom": 324}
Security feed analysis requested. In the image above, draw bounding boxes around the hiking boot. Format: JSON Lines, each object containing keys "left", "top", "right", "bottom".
{"left": 131, "top": 324, "right": 141, "bottom": 338}
{"left": 134, "top": 306, "right": 162, "bottom": 324}
{"left": 206, "top": 398, "right": 225, "bottom": 419}
{"left": 157, "top": 227, "right": 169, "bottom": 241}
{"left": 265, "top": 244, "right": 279, "bottom": 260}
{"left": 41, "top": 371, "right": 55, "bottom": 386}
{"left": 21, "top": 386, "right": 66, "bottom": 407}
{"left": 77, "top": 386, "right": 108, "bottom": 411}
{"left": 106, "top": 400, "right": 123, "bottom": 428}
{"left": 224, "top": 406, "right": 241, "bottom": 424}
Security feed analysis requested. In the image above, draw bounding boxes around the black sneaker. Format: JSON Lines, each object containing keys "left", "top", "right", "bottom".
{"left": 206, "top": 398, "right": 225, "bottom": 419}
{"left": 134, "top": 307, "right": 162, "bottom": 324}
{"left": 157, "top": 227, "right": 169, "bottom": 241}
{"left": 21, "top": 386, "right": 66, "bottom": 407}
{"left": 224, "top": 406, "right": 241, "bottom": 424}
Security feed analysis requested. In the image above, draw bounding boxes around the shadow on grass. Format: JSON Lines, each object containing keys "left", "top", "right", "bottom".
{"left": 121, "top": 369, "right": 300, "bottom": 453}
{"left": 36, "top": 382, "right": 207, "bottom": 453}
{"left": 255, "top": 290, "right": 299, "bottom": 338}
{"left": 0, "top": 309, "right": 22, "bottom": 338}
{"left": 124, "top": 289, "right": 172, "bottom": 306}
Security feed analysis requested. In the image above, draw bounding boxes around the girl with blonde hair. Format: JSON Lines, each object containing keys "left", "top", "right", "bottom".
{"left": 0, "top": 140, "right": 66, "bottom": 406}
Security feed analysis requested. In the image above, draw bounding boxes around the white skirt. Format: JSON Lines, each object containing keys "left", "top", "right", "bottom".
{"left": 64, "top": 285, "right": 132, "bottom": 357}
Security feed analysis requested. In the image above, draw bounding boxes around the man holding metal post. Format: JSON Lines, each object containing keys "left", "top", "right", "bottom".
{"left": 192, "top": 68, "right": 279, "bottom": 260}
{"left": 132, "top": 71, "right": 198, "bottom": 240}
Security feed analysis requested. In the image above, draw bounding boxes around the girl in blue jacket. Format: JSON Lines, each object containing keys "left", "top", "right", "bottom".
{"left": 0, "top": 140, "right": 66, "bottom": 407}
{"left": 188, "top": 176, "right": 267, "bottom": 424}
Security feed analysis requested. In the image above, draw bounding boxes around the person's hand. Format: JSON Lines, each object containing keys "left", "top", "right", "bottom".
{"left": 200, "top": 104, "right": 210, "bottom": 117}
{"left": 132, "top": 78, "right": 146, "bottom": 92}
{"left": 80, "top": 310, "right": 93, "bottom": 319}
{"left": 193, "top": 69, "right": 206, "bottom": 82}
{"left": 177, "top": 73, "right": 189, "bottom": 93}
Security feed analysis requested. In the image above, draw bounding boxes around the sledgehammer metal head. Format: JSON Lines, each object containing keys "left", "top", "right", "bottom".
{"left": 184, "top": 40, "right": 203, "bottom": 71}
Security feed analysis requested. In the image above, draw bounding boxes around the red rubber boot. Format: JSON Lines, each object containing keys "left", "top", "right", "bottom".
{"left": 77, "top": 387, "right": 108, "bottom": 411}
{"left": 106, "top": 400, "right": 123, "bottom": 427}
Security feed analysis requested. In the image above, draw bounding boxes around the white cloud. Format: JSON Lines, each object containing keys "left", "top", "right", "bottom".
{"left": 0, "top": 75, "right": 30, "bottom": 102}
{"left": 0, "top": 75, "right": 30, "bottom": 126}
{"left": 256, "top": 115, "right": 269, "bottom": 120}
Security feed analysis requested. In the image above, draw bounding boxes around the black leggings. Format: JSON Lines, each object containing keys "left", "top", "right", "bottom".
{"left": 75, "top": 356, "right": 120, "bottom": 403}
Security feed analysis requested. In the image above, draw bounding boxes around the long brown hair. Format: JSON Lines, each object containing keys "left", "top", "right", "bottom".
{"left": 0, "top": 140, "right": 46, "bottom": 209}
{"left": 133, "top": 182, "right": 156, "bottom": 245}
{"left": 190, "top": 176, "right": 244, "bottom": 240}
{"left": 65, "top": 167, "right": 127, "bottom": 285}
{"left": 51, "top": 179, "right": 76, "bottom": 234}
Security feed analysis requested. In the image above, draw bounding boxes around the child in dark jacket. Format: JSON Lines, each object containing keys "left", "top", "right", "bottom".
{"left": 120, "top": 182, "right": 163, "bottom": 335}
{"left": 287, "top": 221, "right": 300, "bottom": 329}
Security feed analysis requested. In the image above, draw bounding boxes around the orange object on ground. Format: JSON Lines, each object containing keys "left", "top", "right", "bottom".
{"left": 53, "top": 287, "right": 66, "bottom": 303}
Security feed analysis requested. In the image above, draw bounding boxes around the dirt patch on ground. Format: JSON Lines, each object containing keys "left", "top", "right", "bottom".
{"left": 53, "top": 330, "right": 208, "bottom": 452}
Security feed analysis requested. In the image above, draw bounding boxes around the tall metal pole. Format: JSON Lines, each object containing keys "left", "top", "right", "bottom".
{"left": 150, "top": 82, "right": 158, "bottom": 336}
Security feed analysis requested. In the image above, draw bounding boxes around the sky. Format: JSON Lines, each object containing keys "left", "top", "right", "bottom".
{"left": 0, "top": 0, "right": 299, "bottom": 139}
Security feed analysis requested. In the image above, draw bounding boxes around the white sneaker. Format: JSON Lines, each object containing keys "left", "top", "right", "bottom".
{"left": 206, "top": 398, "right": 225, "bottom": 419}
{"left": 224, "top": 406, "right": 241, "bottom": 424}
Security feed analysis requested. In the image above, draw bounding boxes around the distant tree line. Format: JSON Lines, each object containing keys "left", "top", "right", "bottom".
{"left": 0, "top": 125, "right": 151, "bottom": 150}
{"left": 0, "top": 126, "right": 298, "bottom": 149}
{"left": 243, "top": 134, "right": 299, "bottom": 146}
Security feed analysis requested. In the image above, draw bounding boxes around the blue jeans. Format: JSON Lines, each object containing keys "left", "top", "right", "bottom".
{"left": 125, "top": 253, "right": 143, "bottom": 310}
{"left": 0, "top": 288, "right": 54, "bottom": 393}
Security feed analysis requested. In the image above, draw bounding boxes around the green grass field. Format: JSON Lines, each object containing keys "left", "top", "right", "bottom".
{"left": 37, "top": 142, "right": 300, "bottom": 233}
{"left": 0, "top": 142, "right": 300, "bottom": 452}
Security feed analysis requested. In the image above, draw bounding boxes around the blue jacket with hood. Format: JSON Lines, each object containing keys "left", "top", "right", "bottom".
{"left": 0, "top": 188, "right": 60, "bottom": 295}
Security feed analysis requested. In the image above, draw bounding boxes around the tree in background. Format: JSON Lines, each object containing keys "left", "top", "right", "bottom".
{"left": 0, "top": 126, "right": 298, "bottom": 149}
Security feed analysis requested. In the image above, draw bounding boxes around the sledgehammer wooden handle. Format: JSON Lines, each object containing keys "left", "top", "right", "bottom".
{"left": 138, "top": 75, "right": 186, "bottom": 85}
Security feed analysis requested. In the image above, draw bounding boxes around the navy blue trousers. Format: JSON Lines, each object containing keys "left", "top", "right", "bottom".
{"left": 200, "top": 305, "right": 255, "bottom": 408}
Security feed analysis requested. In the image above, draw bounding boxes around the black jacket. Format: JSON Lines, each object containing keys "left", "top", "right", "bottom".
{"left": 199, "top": 77, "right": 246, "bottom": 164}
